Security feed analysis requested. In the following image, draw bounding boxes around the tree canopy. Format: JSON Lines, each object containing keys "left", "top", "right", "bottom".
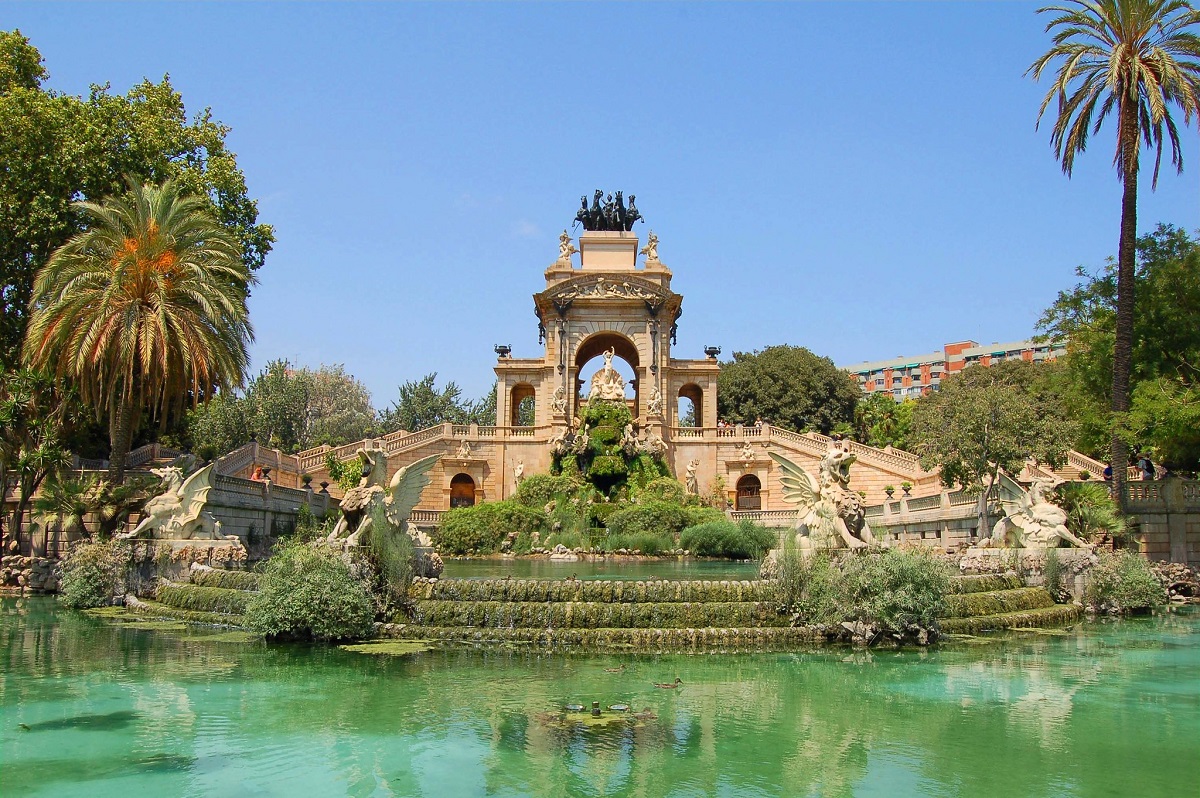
{"left": 378, "top": 374, "right": 495, "bottom": 434}
{"left": 1039, "top": 224, "right": 1200, "bottom": 471}
{"left": 853, "top": 393, "right": 915, "bottom": 450}
{"left": 716, "top": 345, "right": 859, "bottom": 434}
{"left": 0, "top": 29, "right": 273, "bottom": 368}
{"left": 185, "top": 360, "right": 378, "bottom": 459}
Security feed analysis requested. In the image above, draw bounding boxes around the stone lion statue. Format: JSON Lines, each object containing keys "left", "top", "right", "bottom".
{"left": 771, "top": 441, "right": 882, "bottom": 551}
{"left": 978, "top": 478, "right": 1091, "bottom": 549}
{"left": 119, "top": 464, "right": 237, "bottom": 542}
{"left": 326, "top": 447, "right": 439, "bottom": 549}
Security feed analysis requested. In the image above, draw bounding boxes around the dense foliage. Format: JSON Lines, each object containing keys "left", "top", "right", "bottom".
{"left": 551, "top": 400, "right": 670, "bottom": 497}
{"left": 1085, "top": 550, "right": 1166, "bottom": 613}
{"left": 717, "top": 345, "right": 859, "bottom": 433}
{"left": 1038, "top": 226, "right": 1200, "bottom": 472}
{"left": 185, "top": 359, "right": 378, "bottom": 458}
{"left": 853, "top": 394, "right": 914, "bottom": 450}
{"left": 58, "top": 539, "right": 128, "bottom": 609}
{"left": 680, "top": 520, "right": 775, "bottom": 559}
{"left": 378, "top": 373, "right": 495, "bottom": 433}
{"left": 434, "top": 500, "right": 548, "bottom": 555}
{"left": 1053, "top": 482, "right": 1126, "bottom": 544}
{"left": 0, "top": 30, "right": 272, "bottom": 370}
{"left": 23, "top": 178, "right": 253, "bottom": 481}
{"left": 244, "top": 541, "right": 375, "bottom": 641}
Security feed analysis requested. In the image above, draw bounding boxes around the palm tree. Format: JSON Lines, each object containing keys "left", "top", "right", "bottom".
{"left": 1029, "top": 0, "right": 1200, "bottom": 505}
{"left": 22, "top": 178, "right": 254, "bottom": 482}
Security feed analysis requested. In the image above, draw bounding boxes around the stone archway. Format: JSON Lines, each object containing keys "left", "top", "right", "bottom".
{"left": 678, "top": 383, "right": 703, "bottom": 427}
{"left": 736, "top": 474, "right": 762, "bottom": 510}
{"left": 510, "top": 383, "right": 536, "bottom": 426}
{"left": 449, "top": 474, "right": 476, "bottom": 508}
{"left": 574, "top": 331, "right": 640, "bottom": 417}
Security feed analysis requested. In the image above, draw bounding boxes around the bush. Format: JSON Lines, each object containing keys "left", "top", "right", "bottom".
{"left": 681, "top": 520, "right": 776, "bottom": 559}
{"left": 588, "top": 502, "right": 620, "bottom": 528}
{"left": 682, "top": 505, "right": 726, "bottom": 528}
{"left": 1054, "top": 482, "right": 1126, "bottom": 544}
{"left": 434, "top": 501, "right": 549, "bottom": 555}
{"left": 607, "top": 530, "right": 673, "bottom": 555}
{"left": 244, "top": 542, "right": 375, "bottom": 641}
{"left": 59, "top": 539, "right": 129, "bottom": 609}
{"left": 1086, "top": 550, "right": 1165, "bottom": 613}
{"left": 513, "top": 473, "right": 583, "bottom": 508}
{"left": 365, "top": 504, "right": 415, "bottom": 607}
{"left": 837, "top": 549, "right": 952, "bottom": 632}
{"left": 639, "top": 477, "right": 687, "bottom": 505}
{"left": 775, "top": 547, "right": 841, "bottom": 624}
{"left": 605, "top": 501, "right": 687, "bottom": 541}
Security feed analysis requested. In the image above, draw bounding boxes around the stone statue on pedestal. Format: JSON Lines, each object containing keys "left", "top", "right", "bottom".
{"left": 771, "top": 440, "right": 882, "bottom": 551}
{"left": 978, "top": 479, "right": 1091, "bottom": 549}
{"left": 587, "top": 347, "right": 626, "bottom": 402}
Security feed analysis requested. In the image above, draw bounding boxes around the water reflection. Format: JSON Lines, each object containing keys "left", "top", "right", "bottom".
{"left": 2, "top": 599, "right": 1198, "bottom": 797}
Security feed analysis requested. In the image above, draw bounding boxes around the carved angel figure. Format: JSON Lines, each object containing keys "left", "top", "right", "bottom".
{"left": 326, "top": 447, "right": 439, "bottom": 549}
{"left": 639, "top": 231, "right": 659, "bottom": 262}
{"left": 557, "top": 230, "right": 578, "bottom": 263}
{"left": 979, "top": 478, "right": 1091, "bottom": 549}
{"left": 120, "top": 464, "right": 236, "bottom": 541}
{"left": 770, "top": 444, "right": 881, "bottom": 551}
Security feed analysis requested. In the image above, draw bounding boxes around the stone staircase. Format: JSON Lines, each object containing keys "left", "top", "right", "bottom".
{"left": 941, "top": 574, "right": 1081, "bottom": 634}
{"left": 126, "top": 567, "right": 258, "bottom": 627}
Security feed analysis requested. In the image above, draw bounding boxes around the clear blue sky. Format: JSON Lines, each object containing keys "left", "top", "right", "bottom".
{"left": 9, "top": 2, "right": 1198, "bottom": 407}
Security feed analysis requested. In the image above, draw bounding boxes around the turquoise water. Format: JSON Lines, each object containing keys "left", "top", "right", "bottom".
{"left": 441, "top": 558, "right": 761, "bottom": 581}
{"left": 1, "top": 598, "right": 1198, "bottom": 798}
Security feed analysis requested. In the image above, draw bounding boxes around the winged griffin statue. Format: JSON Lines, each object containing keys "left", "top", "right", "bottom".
{"left": 119, "top": 464, "right": 238, "bottom": 542}
{"left": 977, "top": 478, "right": 1091, "bottom": 549}
{"left": 770, "top": 441, "right": 882, "bottom": 551}
{"left": 326, "top": 446, "right": 439, "bottom": 549}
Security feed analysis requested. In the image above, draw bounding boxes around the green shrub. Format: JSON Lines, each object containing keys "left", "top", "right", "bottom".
{"left": 608, "top": 530, "right": 674, "bottom": 555}
{"left": 681, "top": 520, "right": 775, "bottom": 559}
{"left": 605, "top": 501, "right": 687, "bottom": 541}
{"left": 1086, "top": 550, "right": 1165, "bottom": 613}
{"left": 639, "top": 477, "right": 687, "bottom": 505}
{"left": 59, "top": 539, "right": 129, "bottom": 609}
{"left": 434, "top": 501, "right": 549, "bottom": 555}
{"left": 513, "top": 473, "right": 583, "bottom": 508}
{"left": 244, "top": 542, "right": 375, "bottom": 641}
{"left": 682, "top": 505, "right": 726, "bottom": 528}
{"left": 774, "top": 547, "right": 841, "bottom": 624}
{"left": 589, "top": 455, "right": 627, "bottom": 478}
{"left": 837, "top": 549, "right": 952, "bottom": 632}
{"left": 366, "top": 504, "right": 415, "bottom": 606}
{"left": 588, "top": 502, "right": 620, "bottom": 528}
{"left": 1042, "top": 548, "right": 1068, "bottom": 602}
{"left": 1054, "top": 482, "right": 1126, "bottom": 544}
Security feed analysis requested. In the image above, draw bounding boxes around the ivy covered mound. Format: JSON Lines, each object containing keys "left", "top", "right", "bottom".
{"left": 554, "top": 401, "right": 667, "bottom": 498}
{"left": 433, "top": 402, "right": 773, "bottom": 559}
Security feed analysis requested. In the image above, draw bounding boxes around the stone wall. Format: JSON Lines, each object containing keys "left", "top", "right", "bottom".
{"left": 1122, "top": 478, "right": 1200, "bottom": 568}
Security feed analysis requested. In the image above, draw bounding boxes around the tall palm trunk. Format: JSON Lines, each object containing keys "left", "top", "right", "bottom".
{"left": 1111, "top": 98, "right": 1139, "bottom": 509}
{"left": 107, "top": 385, "right": 137, "bottom": 484}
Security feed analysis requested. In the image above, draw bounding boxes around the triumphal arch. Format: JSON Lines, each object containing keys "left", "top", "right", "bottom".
{"left": 299, "top": 194, "right": 943, "bottom": 516}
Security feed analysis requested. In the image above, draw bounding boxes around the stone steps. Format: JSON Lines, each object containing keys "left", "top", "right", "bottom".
{"left": 126, "top": 595, "right": 245, "bottom": 627}
{"left": 943, "top": 586, "right": 1056, "bottom": 618}
{"left": 940, "top": 603, "right": 1082, "bottom": 634}
{"left": 411, "top": 599, "right": 785, "bottom": 629}
{"left": 411, "top": 577, "right": 773, "bottom": 604}
{"left": 384, "top": 624, "right": 822, "bottom": 650}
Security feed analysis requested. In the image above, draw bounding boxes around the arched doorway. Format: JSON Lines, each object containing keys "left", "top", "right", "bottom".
{"left": 736, "top": 474, "right": 761, "bottom": 510}
{"left": 449, "top": 474, "right": 476, "bottom": 508}
{"left": 574, "top": 332, "right": 640, "bottom": 416}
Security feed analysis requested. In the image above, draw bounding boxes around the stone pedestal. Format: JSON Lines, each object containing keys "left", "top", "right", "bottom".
{"left": 578, "top": 231, "right": 639, "bottom": 270}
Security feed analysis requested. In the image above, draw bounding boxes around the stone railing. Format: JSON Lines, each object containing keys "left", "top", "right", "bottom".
{"left": 409, "top": 509, "right": 446, "bottom": 526}
{"left": 729, "top": 509, "right": 798, "bottom": 526}
{"left": 125, "top": 443, "right": 185, "bottom": 469}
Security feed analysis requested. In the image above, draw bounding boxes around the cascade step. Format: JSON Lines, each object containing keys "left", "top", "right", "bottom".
{"left": 386, "top": 625, "right": 822, "bottom": 650}
{"left": 940, "top": 603, "right": 1082, "bottom": 634}
{"left": 949, "top": 574, "right": 1025, "bottom": 594}
{"left": 412, "top": 578, "right": 773, "bottom": 604}
{"left": 156, "top": 582, "right": 253, "bottom": 615}
{"left": 126, "top": 595, "right": 245, "bottom": 627}
{"left": 411, "top": 599, "right": 786, "bottom": 629}
{"left": 190, "top": 568, "right": 260, "bottom": 591}
{"left": 943, "top": 587, "right": 1056, "bottom": 618}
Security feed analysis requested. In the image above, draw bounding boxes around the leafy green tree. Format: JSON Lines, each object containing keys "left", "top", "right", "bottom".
{"left": 853, "top": 394, "right": 915, "bottom": 449}
{"left": 23, "top": 178, "right": 254, "bottom": 482}
{"left": 716, "top": 345, "right": 859, "bottom": 433}
{"left": 301, "top": 364, "right": 378, "bottom": 447}
{"left": 0, "top": 29, "right": 273, "bottom": 368}
{"left": 379, "top": 373, "right": 494, "bottom": 433}
{"left": 0, "top": 368, "right": 80, "bottom": 550}
{"left": 1038, "top": 225, "right": 1200, "bottom": 469}
{"left": 1029, "top": 0, "right": 1200, "bottom": 500}
{"left": 909, "top": 361, "right": 1077, "bottom": 532}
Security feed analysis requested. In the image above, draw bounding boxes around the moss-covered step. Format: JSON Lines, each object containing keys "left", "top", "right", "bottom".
{"left": 948, "top": 574, "right": 1025, "bottom": 594}
{"left": 410, "top": 599, "right": 786, "bottom": 629}
{"left": 156, "top": 582, "right": 253, "bottom": 615}
{"left": 943, "top": 587, "right": 1056, "bottom": 618}
{"left": 126, "top": 595, "right": 246, "bottom": 628}
{"left": 385, "top": 625, "right": 822, "bottom": 650}
{"left": 939, "top": 603, "right": 1082, "bottom": 634}
{"left": 189, "top": 568, "right": 260, "bottom": 591}
{"left": 410, "top": 578, "right": 775, "bottom": 604}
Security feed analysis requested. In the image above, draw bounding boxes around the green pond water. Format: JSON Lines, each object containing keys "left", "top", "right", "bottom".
{"left": 1, "top": 598, "right": 1197, "bottom": 798}
{"left": 441, "top": 558, "right": 761, "bottom": 581}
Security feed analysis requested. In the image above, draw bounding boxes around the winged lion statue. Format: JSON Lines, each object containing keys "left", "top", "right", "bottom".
{"left": 326, "top": 446, "right": 440, "bottom": 549}
{"left": 770, "top": 441, "right": 883, "bottom": 551}
{"left": 118, "top": 464, "right": 237, "bottom": 541}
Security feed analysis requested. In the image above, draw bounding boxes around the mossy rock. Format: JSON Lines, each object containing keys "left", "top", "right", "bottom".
{"left": 189, "top": 569, "right": 261, "bottom": 591}
{"left": 156, "top": 583, "right": 252, "bottom": 615}
{"left": 942, "top": 587, "right": 1055, "bottom": 618}
{"left": 338, "top": 640, "right": 433, "bottom": 656}
{"left": 939, "top": 603, "right": 1081, "bottom": 634}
